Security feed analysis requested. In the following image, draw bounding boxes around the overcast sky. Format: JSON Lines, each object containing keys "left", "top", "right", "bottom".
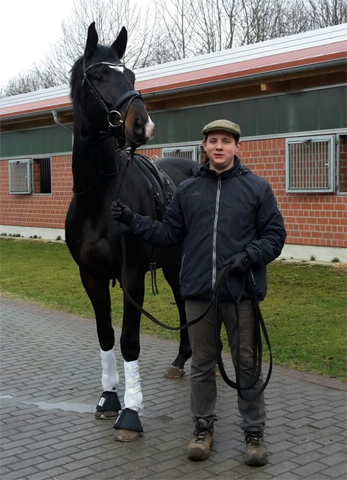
{"left": 0, "top": 0, "right": 75, "bottom": 86}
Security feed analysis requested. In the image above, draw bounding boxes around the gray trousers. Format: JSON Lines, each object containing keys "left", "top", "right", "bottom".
{"left": 186, "top": 299, "right": 266, "bottom": 432}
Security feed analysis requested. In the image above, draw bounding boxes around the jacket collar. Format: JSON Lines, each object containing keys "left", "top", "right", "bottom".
{"left": 199, "top": 156, "right": 242, "bottom": 179}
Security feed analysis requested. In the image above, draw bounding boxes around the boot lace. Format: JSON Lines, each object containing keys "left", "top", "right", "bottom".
{"left": 193, "top": 421, "right": 210, "bottom": 443}
{"left": 245, "top": 432, "right": 263, "bottom": 446}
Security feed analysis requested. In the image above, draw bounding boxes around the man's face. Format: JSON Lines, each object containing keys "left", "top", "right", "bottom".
{"left": 202, "top": 130, "right": 240, "bottom": 173}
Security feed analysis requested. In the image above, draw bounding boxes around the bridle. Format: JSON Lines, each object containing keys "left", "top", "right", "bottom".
{"left": 82, "top": 60, "right": 143, "bottom": 146}
{"left": 73, "top": 61, "right": 142, "bottom": 196}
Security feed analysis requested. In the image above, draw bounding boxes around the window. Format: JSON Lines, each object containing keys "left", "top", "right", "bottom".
{"left": 162, "top": 147, "right": 197, "bottom": 162}
{"left": 9, "top": 159, "right": 32, "bottom": 194}
{"left": 33, "top": 158, "right": 51, "bottom": 194}
{"left": 286, "top": 136, "right": 335, "bottom": 193}
{"left": 8, "top": 157, "right": 52, "bottom": 195}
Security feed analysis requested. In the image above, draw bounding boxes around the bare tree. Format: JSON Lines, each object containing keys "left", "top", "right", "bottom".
{"left": 2, "top": 0, "right": 346, "bottom": 96}
{"left": 189, "top": 0, "right": 231, "bottom": 54}
{"left": 0, "top": 65, "right": 58, "bottom": 97}
{"left": 41, "top": 0, "right": 155, "bottom": 85}
{"left": 237, "top": 0, "right": 290, "bottom": 44}
{"left": 154, "top": 0, "right": 197, "bottom": 59}
{"left": 306, "top": 0, "right": 347, "bottom": 28}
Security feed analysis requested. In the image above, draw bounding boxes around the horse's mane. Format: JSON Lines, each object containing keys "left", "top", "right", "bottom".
{"left": 70, "top": 46, "right": 120, "bottom": 101}
{"left": 70, "top": 57, "right": 84, "bottom": 101}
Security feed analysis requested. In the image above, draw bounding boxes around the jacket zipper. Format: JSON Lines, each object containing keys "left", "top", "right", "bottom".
{"left": 212, "top": 176, "right": 221, "bottom": 288}
{"left": 179, "top": 253, "right": 186, "bottom": 285}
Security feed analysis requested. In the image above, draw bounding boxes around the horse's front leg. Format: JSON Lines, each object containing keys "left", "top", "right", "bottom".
{"left": 114, "top": 270, "right": 145, "bottom": 442}
{"left": 80, "top": 270, "right": 121, "bottom": 420}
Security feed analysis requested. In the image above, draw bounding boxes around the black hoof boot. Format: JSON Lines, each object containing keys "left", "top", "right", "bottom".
{"left": 113, "top": 408, "right": 143, "bottom": 442}
{"left": 95, "top": 391, "right": 121, "bottom": 420}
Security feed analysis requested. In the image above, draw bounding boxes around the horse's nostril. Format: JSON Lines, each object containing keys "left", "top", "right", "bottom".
{"left": 135, "top": 118, "right": 143, "bottom": 129}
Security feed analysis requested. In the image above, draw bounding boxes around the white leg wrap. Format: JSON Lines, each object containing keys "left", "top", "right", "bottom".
{"left": 124, "top": 360, "right": 143, "bottom": 412}
{"left": 100, "top": 349, "right": 119, "bottom": 392}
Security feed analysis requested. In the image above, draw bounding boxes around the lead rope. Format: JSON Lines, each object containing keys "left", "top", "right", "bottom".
{"left": 119, "top": 228, "right": 272, "bottom": 398}
{"left": 212, "top": 264, "right": 272, "bottom": 400}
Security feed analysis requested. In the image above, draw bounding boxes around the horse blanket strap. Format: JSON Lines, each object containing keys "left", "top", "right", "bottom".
{"left": 133, "top": 154, "right": 176, "bottom": 216}
{"left": 96, "top": 391, "right": 122, "bottom": 412}
{"left": 133, "top": 154, "right": 177, "bottom": 294}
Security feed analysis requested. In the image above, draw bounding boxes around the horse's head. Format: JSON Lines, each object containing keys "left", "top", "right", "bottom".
{"left": 70, "top": 22, "right": 154, "bottom": 149}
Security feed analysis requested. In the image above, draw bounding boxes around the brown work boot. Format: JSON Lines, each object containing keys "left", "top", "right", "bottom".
{"left": 244, "top": 431, "right": 268, "bottom": 466}
{"left": 187, "top": 418, "right": 214, "bottom": 461}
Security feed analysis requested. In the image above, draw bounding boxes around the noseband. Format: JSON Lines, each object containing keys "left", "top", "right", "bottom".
{"left": 82, "top": 61, "right": 143, "bottom": 145}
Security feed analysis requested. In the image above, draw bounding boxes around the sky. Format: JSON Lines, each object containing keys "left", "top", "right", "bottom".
{"left": 0, "top": 0, "right": 75, "bottom": 86}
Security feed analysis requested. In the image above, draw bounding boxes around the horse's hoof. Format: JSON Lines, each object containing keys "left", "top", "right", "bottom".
{"left": 114, "top": 429, "right": 140, "bottom": 442}
{"left": 164, "top": 365, "right": 185, "bottom": 379}
{"left": 95, "top": 410, "right": 119, "bottom": 420}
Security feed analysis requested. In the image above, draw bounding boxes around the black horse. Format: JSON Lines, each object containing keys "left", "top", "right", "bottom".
{"left": 65, "top": 23, "right": 197, "bottom": 441}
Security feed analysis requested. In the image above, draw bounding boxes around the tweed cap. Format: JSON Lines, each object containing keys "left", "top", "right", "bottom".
{"left": 202, "top": 119, "right": 241, "bottom": 137}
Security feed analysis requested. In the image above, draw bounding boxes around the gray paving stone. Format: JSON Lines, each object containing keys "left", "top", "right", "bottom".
{"left": 321, "top": 461, "right": 347, "bottom": 478}
{"left": 27, "top": 466, "right": 68, "bottom": 480}
{"left": 1, "top": 466, "right": 40, "bottom": 480}
{"left": 1, "top": 296, "right": 346, "bottom": 480}
{"left": 292, "top": 461, "right": 327, "bottom": 477}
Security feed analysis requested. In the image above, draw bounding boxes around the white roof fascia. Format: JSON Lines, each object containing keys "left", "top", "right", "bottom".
{"left": 134, "top": 23, "right": 347, "bottom": 81}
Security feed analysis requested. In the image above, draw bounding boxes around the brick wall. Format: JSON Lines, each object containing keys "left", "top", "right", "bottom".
{"left": 0, "top": 155, "right": 73, "bottom": 231}
{"left": 140, "top": 138, "right": 347, "bottom": 249}
{"left": 1, "top": 140, "right": 346, "bottom": 248}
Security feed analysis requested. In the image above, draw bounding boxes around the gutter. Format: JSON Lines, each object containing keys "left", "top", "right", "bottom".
{"left": 52, "top": 110, "right": 73, "bottom": 133}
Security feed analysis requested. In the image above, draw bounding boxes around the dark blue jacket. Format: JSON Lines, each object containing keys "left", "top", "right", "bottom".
{"left": 130, "top": 156, "right": 286, "bottom": 301}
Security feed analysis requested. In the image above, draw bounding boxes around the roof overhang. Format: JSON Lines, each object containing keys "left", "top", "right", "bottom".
{"left": 1, "top": 24, "right": 346, "bottom": 131}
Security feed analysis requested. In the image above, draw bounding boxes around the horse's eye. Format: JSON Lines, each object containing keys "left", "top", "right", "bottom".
{"left": 94, "top": 74, "right": 103, "bottom": 82}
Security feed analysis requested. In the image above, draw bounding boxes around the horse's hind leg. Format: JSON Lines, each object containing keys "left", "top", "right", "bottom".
{"left": 162, "top": 263, "right": 192, "bottom": 378}
{"left": 80, "top": 270, "right": 121, "bottom": 419}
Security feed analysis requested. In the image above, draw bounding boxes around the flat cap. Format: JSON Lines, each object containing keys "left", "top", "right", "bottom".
{"left": 202, "top": 119, "right": 241, "bottom": 137}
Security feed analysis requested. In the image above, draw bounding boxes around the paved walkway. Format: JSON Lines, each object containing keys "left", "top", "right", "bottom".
{"left": 1, "top": 296, "right": 346, "bottom": 480}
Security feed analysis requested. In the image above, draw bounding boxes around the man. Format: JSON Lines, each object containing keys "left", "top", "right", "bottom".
{"left": 111, "top": 119, "right": 286, "bottom": 466}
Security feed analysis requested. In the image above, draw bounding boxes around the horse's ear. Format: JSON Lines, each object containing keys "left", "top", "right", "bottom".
{"left": 85, "top": 22, "right": 98, "bottom": 57}
{"left": 111, "top": 27, "right": 127, "bottom": 60}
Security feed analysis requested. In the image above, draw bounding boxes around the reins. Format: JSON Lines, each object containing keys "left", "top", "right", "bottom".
{"left": 119, "top": 221, "right": 272, "bottom": 399}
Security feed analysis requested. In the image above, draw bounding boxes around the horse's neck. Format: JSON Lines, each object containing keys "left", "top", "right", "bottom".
{"left": 72, "top": 133, "right": 118, "bottom": 195}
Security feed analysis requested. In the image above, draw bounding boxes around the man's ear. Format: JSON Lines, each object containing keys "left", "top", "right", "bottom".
{"left": 202, "top": 140, "right": 207, "bottom": 152}
{"left": 236, "top": 141, "right": 242, "bottom": 150}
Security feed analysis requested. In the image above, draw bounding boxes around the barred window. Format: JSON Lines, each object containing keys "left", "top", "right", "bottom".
{"left": 162, "top": 146, "right": 197, "bottom": 162}
{"left": 8, "top": 157, "right": 52, "bottom": 195}
{"left": 33, "top": 158, "right": 51, "bottom": 194}
{"left": 9, "top": 159, "right": 32, "bottom": 194}
{"left": 286, "top": 136, "right": 335, "bottom": 193}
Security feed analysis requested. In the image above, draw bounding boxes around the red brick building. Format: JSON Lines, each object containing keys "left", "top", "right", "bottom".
{"left": 1, "top": 24, "right": 346, "bottom": 261}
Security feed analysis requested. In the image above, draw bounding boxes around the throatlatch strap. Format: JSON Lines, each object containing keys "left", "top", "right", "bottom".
{"left": 96, "top": 391, "right": 121, "bottom": 412}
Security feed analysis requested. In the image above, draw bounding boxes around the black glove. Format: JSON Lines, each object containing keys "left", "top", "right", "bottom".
{"left": 223, "top": 251, "right": 251, "bottom": 273}
{"left": 111, "top": 200, "right": 135, "bottom": 225}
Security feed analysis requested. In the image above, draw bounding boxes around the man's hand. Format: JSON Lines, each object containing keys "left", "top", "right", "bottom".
{"left": 223, "top": 251, "right": 251, "bottom": 273}
{"left": 111, "top": 200, "right": 135, "bottom": 225}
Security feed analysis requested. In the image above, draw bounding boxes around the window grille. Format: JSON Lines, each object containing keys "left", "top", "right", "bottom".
{"left": 162, "top": 146, "right": 197, "bottom": 162}
{"left": 286, "top": 136, "right": 335, "bottom": 193}
{"left": 9, "top": 160, "right": 32, "bottom": 194}
{"left": 33, "top": 158, "right": 51, "bottom": 194}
